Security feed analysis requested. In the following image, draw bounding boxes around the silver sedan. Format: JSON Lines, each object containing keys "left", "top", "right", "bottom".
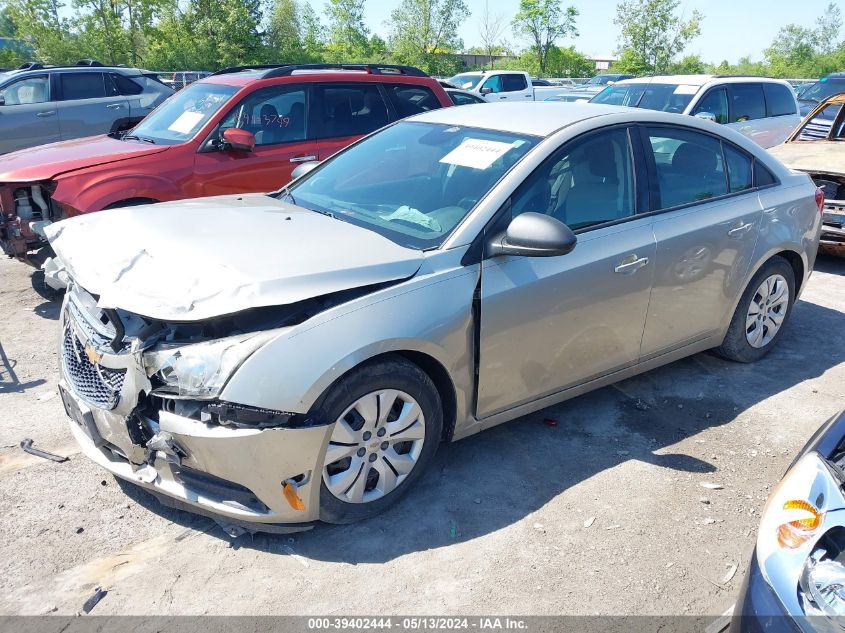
{"left": 48, "top": 102, "right": 822, "bottom": 531}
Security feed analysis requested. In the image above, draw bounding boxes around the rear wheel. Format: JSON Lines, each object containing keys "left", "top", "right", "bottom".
{"left": 716, "top": 256, "right": 795, "bottom": 363}
{"left": 315, "top": 356, "right": 442, "bottom": 524}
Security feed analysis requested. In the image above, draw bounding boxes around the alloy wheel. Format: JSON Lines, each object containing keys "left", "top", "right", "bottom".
{"left": 745, "top": 273, "right": 790, "bottom": 348}
{"left": 322, "top": 389, "right": 426, "bottom": 504}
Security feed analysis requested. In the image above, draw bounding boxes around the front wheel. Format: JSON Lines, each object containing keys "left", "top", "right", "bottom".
{"left": 315, "top": 356, "right": 443, "bottom": 524}
{"left": 716, "top": 256, "right": 795, "bottom": 363}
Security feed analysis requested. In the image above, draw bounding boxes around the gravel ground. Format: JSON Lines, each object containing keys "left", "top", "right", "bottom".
{"left": 0, "top": 254, "right": 843, "bottom": 617}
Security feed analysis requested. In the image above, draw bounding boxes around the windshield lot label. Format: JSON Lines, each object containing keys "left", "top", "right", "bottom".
{"left": 440, "top": 139, "right": 515, "bottom": 170}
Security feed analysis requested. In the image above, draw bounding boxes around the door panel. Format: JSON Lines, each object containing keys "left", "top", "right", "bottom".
{"left": 639, "top": 126, "right": 762, "bottom": 358}
{"left": 57, "top": 72, "right": 129, "bottom": 140}
{"left": 477, "top": 219, "right": 656, "bottom": 418}
{"left": 0, "top": 75, "right": 59, "bottom": 153}
{"left": 194, "top": 84, "right": 315, "bottom": 195}
{"left": 312, "top": 83, "right": 391, "bottom": 162}
{"left": 476, "top": 125, "right": 654, "bottom": 418}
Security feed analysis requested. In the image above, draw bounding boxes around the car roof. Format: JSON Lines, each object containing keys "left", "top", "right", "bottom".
{"left": 613, "top": 74, "right": 792, "bottom": 87}
{"left": 410, "top": 101, "right": 632, "bottom": 136}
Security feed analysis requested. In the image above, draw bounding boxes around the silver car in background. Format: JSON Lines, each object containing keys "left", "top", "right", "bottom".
{"left": 0, "top": 62, "right": 173, "bottom": 154}
{"left": 47, "top": 102, "right": 822, "bottom": 532}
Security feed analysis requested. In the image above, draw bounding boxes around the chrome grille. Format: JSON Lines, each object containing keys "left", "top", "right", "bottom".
{"left": 62, "top": 326, "right": 126, "bottom": 410}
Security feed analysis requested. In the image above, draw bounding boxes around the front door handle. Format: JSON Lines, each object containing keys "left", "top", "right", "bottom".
{"left": 289, "top": 155, "right": 317, "bottom": 163}
{"left": 106, "top": 103, "right": 123, "bottom": 110}
{"left": 728, "top": 222, "right": 754, "bottom": 237}
{"left": 614, "top": 254, "right": 649, "bottom": 274}
{"left": 36, "top": 110, "right": 55, "bottom": 117}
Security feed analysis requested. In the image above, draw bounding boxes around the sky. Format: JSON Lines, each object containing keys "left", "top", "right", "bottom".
{"left": 303, "top": 0, "right": 839, "bottom": 64}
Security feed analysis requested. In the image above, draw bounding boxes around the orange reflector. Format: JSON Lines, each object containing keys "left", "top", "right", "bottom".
{"left": 777, "top": 499, "right": 823, "bottom": 549}
{"left": 283, "top": 482, "right": 306, "bottom": 511}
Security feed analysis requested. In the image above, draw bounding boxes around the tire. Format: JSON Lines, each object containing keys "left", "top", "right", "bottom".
{"left": 314, "top": 356, "right": 443, "bottom": 524}
{"left": 715, "top": 256, "right": 796, "bottom": 363}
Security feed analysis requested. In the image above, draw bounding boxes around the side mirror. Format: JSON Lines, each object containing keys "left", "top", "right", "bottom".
{"left": 694, "top": 111, "right": 718, "bottom": 123}
{"left": 487, "top": 212, "right": 577, "bottom": 258}
{"left": 291, "top": 161, "right": 320, "bottom": 180}
{"left": 480, "top": 87, "right": 492, "bottom": 95}
{"left": 222, "top": 128, "right": 255, "bottom": 152}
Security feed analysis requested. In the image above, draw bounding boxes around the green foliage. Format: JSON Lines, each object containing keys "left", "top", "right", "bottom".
{"left": 511, "top": 0, "right": 578, "bottom": 75}
{"left": 763, "top": 3, "right": 843, "bottom": 77}
{"left": 325, "top": 0, "right": 370, "bottom": 62}
{"left": 0, "top": 4, "right": 17, "bottom": 37}
{"left": 668, "top": 53, "right": 705, "bottom": 75}
{"left": 388, "top": 0, "right": 470, "bottom": 75}
{"left": 6, "top": 0, "right": 80, "bottom": 64}
{"left": 614, "top": 0, "right": 702, "bottom": 75}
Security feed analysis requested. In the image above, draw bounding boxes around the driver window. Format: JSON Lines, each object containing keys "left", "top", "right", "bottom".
{"left": 482, "top": 75, "right": 502, "bottom": 94}
{"left": 693, "top": 89, "right": 728, "bottom": 124}
{"left": 510, "top": 128, "right": 635, "bottom": 230}
{"left": 0, "top": 76, "right": 49, "bottom": 105}
{"left": 219, "top": 86, "right": 307, "bottom": 146}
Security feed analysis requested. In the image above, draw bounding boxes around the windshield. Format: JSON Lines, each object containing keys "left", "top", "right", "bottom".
{"left": 286, "top": 121, "right": 538, "bottom": 249}
{"left": 447, "top": 73, "right": 484, "bottom": 90}
{"left": 591, "top": 82, "right": 697, "bottom": 113}
{"left": 800, "top": 78, "right": 845, "bottom": 104}
{"left": 127, "top": 82, "right": 238, "bottom": 145}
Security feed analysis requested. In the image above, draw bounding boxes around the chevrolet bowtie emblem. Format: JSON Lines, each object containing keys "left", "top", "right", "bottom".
{"left": 84, "top": 343, "right": 102, "bottom": 365}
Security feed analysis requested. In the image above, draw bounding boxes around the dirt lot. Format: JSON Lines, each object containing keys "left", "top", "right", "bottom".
{"left": 0, "top": 253, "right": 844, "bottom": 617}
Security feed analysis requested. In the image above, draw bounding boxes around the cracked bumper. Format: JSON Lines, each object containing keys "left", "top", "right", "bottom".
{"left": 61, "top": 378, "right": 332, "bottom": 531}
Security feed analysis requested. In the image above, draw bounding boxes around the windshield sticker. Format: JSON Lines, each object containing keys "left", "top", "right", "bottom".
{"left": 440, "top": 138, "right": 515, "bottom": 170}
{"left": 673, "top": 85, "right": 699, "bottom": 95}
{"left": 167, "top": 111, "right": 205, "bottom": 134}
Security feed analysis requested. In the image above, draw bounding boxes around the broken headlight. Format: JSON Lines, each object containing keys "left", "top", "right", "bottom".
{"left": 800, "top": 540, "right": 845, "bottom": 618}
{"left": 144, "top": 330, "right": 277, "bottom": 399}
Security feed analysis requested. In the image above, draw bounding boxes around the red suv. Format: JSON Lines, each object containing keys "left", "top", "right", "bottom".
{"left": 0, "top": 63, "right": 452, "bottom": 262}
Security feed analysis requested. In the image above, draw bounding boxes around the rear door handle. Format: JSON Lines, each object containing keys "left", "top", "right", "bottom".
{"left": 728, "top": 222, "right": 754, "bottom": 237}
{"left": 106, "top": 103, "right": 123, "bottom": 110}
{"left": 614, "top": 255, "right": 649, "bottom": 274}
{"left": 36, "top": 110, "right": 55, "bottom": 117}
{"left": 290, "top": 155, "right": 317, "bottom": 163}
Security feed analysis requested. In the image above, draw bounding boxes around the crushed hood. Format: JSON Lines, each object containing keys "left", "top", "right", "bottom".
{"left": 45, "top": 194, "right": 425, "bottom": 321}
{"left": 0, "top": 135, "right": 169, "bottom": 182}
{"left": 768, "top": 142, "right": 845, "bottom": 176}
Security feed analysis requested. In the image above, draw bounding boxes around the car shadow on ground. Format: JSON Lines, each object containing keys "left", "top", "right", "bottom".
{"left": 815, "top": 253, "right": 845, "bottom": 275}
{"left": 117, "top": 287, "right": 845, "bottom": 563}
{"left": 0, "top": 340, "right": 46, "bottom": 394}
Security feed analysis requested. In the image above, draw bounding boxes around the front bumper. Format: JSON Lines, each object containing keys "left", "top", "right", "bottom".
{"left": 58, "top": 291, "right": 332, "bottom": 531}
{"left": 730, "top": 551, "right": 801, "bottom": 633}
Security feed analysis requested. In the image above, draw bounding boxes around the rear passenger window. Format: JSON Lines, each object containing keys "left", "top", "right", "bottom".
{"left": 60, "top": 73, "right": 107, "bottom": 100}
{"left": 724, "top": 145, "right": 753, "bottom": 192}
{"left": 110, "top": 73, "right": 144, "bottom": 96}
{"left": 386, "top": 85, "right": 439, "bottom": 117}
{"left": 754, "top": 161, "right": 777, "bottom": 187}
{"left": 315, "top": 84, "right": 389, "bottom": 139}
{"left": 763, "top": 83, "right": 797, "bottom": 117}
{"left": 510, "top": 127, "right": 635, "bottom": 230}
{"left": 502, "top": 74, "right": 528, "bottom": 92}
{"left": 729, "top": 84, "right": 766, "bottom": 122}
{"left": 645, "top": 127, "right": 727, "bottom": 208}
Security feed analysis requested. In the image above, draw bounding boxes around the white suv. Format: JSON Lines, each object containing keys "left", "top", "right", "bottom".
{"left": 589, "top": 75, "right": 800, "bottom": 148}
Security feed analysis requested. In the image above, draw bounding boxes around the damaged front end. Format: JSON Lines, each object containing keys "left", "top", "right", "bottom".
{"left": 58, "top": 283, "right": 334, "bottom": 533}
{"left": 0, "top": 181, "right": 67, "bottom": 264}
{"left": 811, "top": 173, "right": 845, "bottom": 256}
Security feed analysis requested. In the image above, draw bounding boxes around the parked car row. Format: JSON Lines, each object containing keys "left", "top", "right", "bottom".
{"left": 0, "top": 61, "right": 839, "bottom": 629}
{"left": 0, "top": 63, "right": 452, "bottom": 262}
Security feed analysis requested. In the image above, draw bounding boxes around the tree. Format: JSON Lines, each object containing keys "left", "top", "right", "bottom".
{"left": 388, "top": 0, "right": 470, "bottom": 75}
{"left": 669, "top": 53, "right": 704, "bottom": 74}
{"left": 300, "top": 1, "right": 326, "bottom": 60}
{"left": 815, "top": 2, "right": 842, "bottom": 56}
{"left": 511, "top": 0, "right": 578, "bottom": 75}
{"left": 0, "top": 4, "right": 17, "bottom": 37}
{"left": 266, "top": 0, "right": 303, "bottom": 63}
{"left": 614, "top": 0, "right": 702, "bottom": 75}
{"left": 325, "top": 0, "right": 369, "bottom": 62}
{"left": 6, "top": 0, "right": 79, "bottom": 63}
{"left": 477, "top": 0, "right": 506, "bottom": 68}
